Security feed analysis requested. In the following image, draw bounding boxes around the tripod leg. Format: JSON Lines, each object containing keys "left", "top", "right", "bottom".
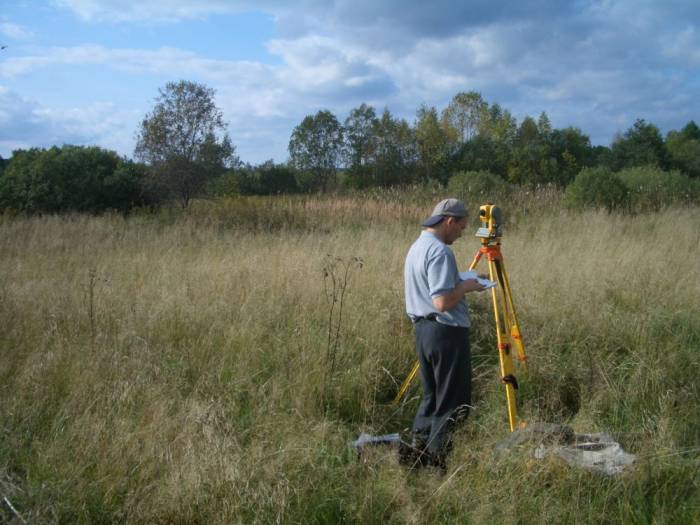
{"left": 495, "top": 259, "right": 527, "bottom": 370}
{"left": 393, "top": 361, "right": 420, "bottom": 404}
{"left": 488, "top": 258, "right": 519, "bottom": 432}
{"left": 467, "top": 248, "right": 483, "bottom": 271}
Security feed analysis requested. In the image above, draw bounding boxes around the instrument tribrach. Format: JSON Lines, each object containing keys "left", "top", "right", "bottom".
{"left": 394, "top": 203, "right": 528, "bottom": 431}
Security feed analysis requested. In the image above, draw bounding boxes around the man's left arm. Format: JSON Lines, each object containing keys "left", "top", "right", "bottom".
{"left": 432, "top": 278, "right": 484, "bottom": 312}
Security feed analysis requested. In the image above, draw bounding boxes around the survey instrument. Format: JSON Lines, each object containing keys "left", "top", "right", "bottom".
{"left": 394, "top": 203, "right": 528, "bottom": 432}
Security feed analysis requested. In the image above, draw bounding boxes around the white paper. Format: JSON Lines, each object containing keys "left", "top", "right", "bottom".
{"left": 459, "top": 270, "right": 497, "bottom": 289}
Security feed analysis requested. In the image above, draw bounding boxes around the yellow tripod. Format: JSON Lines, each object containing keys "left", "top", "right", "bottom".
{"left": 394, "top": 204, "right": 528, "bottom": 432}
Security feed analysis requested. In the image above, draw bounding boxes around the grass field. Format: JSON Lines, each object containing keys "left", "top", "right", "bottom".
{"left": 1, "top": 191, "right": 699, "bottom": 523}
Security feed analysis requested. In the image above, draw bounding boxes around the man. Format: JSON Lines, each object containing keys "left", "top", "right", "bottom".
{"left": 403, "top": 198, "right": 485, "bottom": 469}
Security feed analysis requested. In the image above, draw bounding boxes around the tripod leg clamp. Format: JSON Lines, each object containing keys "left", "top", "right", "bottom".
{"left": 501, "top": 374, "right": 519, "bottom": 389}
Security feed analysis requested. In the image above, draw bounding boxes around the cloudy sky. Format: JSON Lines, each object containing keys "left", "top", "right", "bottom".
{"left": 1, "top": 1, "right": 698, "bottom": 163}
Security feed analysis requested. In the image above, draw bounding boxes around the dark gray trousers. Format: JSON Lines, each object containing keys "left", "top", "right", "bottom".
{"left": 412, "top": 320, "right": 471, "bottom": 455}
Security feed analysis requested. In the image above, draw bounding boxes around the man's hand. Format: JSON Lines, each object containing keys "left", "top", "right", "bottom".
{"left": 462, "top": 278, "right": 486, "bottom": 293}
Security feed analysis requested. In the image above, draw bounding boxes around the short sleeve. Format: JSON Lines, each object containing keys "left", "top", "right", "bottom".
{"left": 427, "top": 252, "right": 457, "bottom": 298}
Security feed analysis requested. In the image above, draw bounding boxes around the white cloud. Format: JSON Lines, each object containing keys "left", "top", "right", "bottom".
{"left": 266, "top": 35, "right": 394, "bottom": 102}
{"left": 0, "top": 22, "right": 33, "bottom": 40}
{"left": 0, "top": 85, "right": 138, "bottom": 157}
{"left": 0, "top": 40, "right": 395, "bottom": 117}
{"left": 662, "top": 26, "right": 700, "bottom": 66}
{"left": 0, "top": 45, "right": 279, "bottom": 99}
{"left": 4, "top": 1, "right": 699, "bottom": 160}
{"left": 50, "top": 0, "right": 261, "bottom": 23}
{"left": 0, "top": 45, "right": 195, "bottom": 77}
{"left": 0, "top": 85, "right": 40, "bottom": 132}
{"left": 0, "top": 44, "right": 309, "bottom": 160}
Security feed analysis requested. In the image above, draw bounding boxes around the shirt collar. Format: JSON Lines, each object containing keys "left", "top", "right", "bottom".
{"left": 420, "top": 230, "right": 443, "bottom": 243}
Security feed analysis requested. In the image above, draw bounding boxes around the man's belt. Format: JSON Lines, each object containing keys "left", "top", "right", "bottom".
{"left": 412, "top": 313, "right": 438, "bottom": 324}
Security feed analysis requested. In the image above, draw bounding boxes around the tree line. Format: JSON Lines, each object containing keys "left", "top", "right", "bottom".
{"left": 1, "top": 80, "right": 698, "bottom": 214}
{"left": 289, "top": 95, "right": 699, "bottom": 190}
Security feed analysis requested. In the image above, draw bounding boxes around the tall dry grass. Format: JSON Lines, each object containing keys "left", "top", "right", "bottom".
{"left": 1, "top": 192, "right": 698, "bottom": 523}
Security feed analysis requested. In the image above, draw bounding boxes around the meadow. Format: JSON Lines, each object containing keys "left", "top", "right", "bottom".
{"left": 1, "top": 190, "right": 699, "bottom": 524}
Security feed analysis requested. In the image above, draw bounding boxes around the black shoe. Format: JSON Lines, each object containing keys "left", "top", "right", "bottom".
{"left": 398, "top": 441, "right": 417, "bottom": 467}
{"left": 398, "top": 441, "right": 432, "bottom": 470}
{"left": 428, "top": 451, "right": 448, "bottom": 475}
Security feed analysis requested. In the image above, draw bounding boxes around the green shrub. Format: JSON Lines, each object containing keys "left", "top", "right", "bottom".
{"left": 210, "top": 163, "right": 299, "bottom": 196}
{"left": 341, "top": 166, "right": 373, "bottom": 190}
{"left": 207, "top": 170, "right": 240, "bottom": 197}
{"left": 447, "top": 170, "right": 510, "bottom": 201}
{"left": 0, "top": 146, "right": 148, "bottom": 214}
{"left": 565, "top": 166, "right": 628, "bottom": 211}
{"left": 294, "top": 170, "right": 318, "bottom": 194}
{"left": 617, "top": 165, "right": 699, "bottom": 212}
{"left": 256, "top": 162, "right": 298, "bottom": 195}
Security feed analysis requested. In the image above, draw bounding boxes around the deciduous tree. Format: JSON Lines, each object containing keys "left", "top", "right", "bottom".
{"left": 611, "top": 119, "right": 668, "bottom": 171}
{"left": 442, "top": 91, "right": 487, "bottom": 143}
{"left": 666, "top": 121, "right": 700, "bottom": 178}
{"left": 548, "top": 127, "right": 593, "bottom": 186}
{"left": 371, "top": 109, "right": 416, "bottom": 186}
{"left": 343, "top": 104, "right": 378, "bottom": 188}
{"left": 416, "top": 105, "right": 451, "bottom": 183}
{"left": 288, "top": 110, "right": 344, "bottom": 192}
{"left": 135, "top": 80, "right": 237, "bottom": 207}
{"left": 344, "top": 103, "right": 377, "bottom": 168}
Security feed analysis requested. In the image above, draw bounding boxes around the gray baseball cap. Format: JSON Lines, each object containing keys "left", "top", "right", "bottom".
{"left": 422, "top": 198, "right": 468, "bottom": 227}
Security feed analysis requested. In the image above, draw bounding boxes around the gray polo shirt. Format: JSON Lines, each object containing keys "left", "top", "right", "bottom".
{"left": 404, "top": 230, "right": 470, "bottom": 328}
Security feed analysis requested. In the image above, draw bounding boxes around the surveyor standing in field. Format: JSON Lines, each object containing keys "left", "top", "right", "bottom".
{"left": 402, "top": 198, "right": 486, "bottom": 470}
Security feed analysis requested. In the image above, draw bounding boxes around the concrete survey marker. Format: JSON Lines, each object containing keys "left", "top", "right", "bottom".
{"left": 496, "top": 422, "right": 637, "bottom": 475}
